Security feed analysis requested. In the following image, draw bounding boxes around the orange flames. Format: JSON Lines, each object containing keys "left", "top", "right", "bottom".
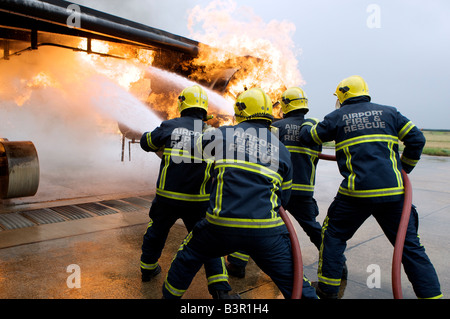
{"left": 14, "top": 71, "right": 59, "bottom": 106}
{"left": 77, "top": 39, "right": 154, "bottom": 91}
{"left": 145, "top": 91, "right": 180, "bottom": 120}
{"left": 186, "top": 0, "right": 304, "bottom": 115}
{"left": 2, "top": 0, "right": 303, "bottom": 129}
{"left": 71, "top": 0, "right": 304, "bottom": 123}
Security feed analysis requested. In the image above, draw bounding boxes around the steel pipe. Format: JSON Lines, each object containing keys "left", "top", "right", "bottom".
{"left": 0, "top": 140, "right": 40, "bottom": 199}
{"left": 0, "top": 0, "right": 199, "bottom": 55}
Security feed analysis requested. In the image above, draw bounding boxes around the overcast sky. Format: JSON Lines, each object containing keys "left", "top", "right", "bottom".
{"left": 72, "top": 0, "right": 450, "bottom": 129}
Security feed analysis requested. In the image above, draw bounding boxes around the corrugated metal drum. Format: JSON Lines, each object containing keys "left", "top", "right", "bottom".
{"left": 0, "top": 140, "right": 40, "bottom": 199}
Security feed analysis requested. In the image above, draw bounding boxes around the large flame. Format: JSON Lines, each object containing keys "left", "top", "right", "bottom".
{"left": 186, "top": 0, "right": 304, "bottom": 112}
{"left": 14, "top": 71, "right": 59, "bottom": 106}
{"left": 77, "top": 39, "right": 154, "bottom": 91}
{"left": 1, "top": 0, "right": 303, "bottom": 130}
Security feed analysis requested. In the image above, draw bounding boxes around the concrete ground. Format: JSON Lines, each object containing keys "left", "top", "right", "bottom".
{"left": 0, "top": 152, "right": 448, "bottom": 300}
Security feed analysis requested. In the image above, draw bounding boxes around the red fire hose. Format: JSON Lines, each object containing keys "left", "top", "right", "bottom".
{"left": 316, "top": 153, "right": 337, "bottom": 162}
{"left": 318, "top": 153, "right": 413, "bottom": 299}
{"left": 392, "top": 169, "right": 412, "bottom": 299}
{"left": 279, "top": 206, "right": 303, "bottom": 299}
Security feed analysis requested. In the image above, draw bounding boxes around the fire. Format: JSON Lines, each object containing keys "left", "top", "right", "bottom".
{"left": 70, "top": 0, "right": 304, "bottom": 126}
{"left": 11, "top": 71, "right": 60, "bottom": 106}
{"left": 75, "top": 39, "right": 189, "bottom": 123}
{"left": 186, "top": 0, "right": 304, "bottom": 115}
{"left": 26, "top": 72, "right": 58, "bottom": 89}
{"left": 1, "top": 39, "right": 155, "bottom": 109}
{"left": 77, "top": 39, "right": 152, "bottom": 91}
{"left": 2, "top": 0, "right": 303, "bottom": 131}
{"left": 145, "top": 91, "right": 180, "bottom": 120}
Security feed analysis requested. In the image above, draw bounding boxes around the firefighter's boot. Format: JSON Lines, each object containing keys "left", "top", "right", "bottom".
{"left": 211, "top": 290, "right": 241, "bottom": 299}
{"left": 141, "top": 264, "right": 162, "bottom": 282}
{"left": 311, "top": 282, "right": 338, "bottom": 299}
{"left": 226, "top": 262, "right": 246, "bottom": 278}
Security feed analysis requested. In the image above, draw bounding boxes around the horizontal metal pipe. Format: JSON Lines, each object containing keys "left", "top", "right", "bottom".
{"left": 0, "top": 0, "right": 199, "bottom": 55}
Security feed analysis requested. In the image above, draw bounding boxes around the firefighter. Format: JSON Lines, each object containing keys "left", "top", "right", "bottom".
{"left": 226, "top": 87, "right": 326, "bottom": 278}
{"left": 300, "top": 75, "right": 442, "bottom": 299}
{"left": 162, "top": 88, "right": 318, "bottom": 299}
{"left": 139, "top": 85, "right": 232, "bottom": 299}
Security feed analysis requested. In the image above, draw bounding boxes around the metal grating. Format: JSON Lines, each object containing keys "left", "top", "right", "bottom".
{"left": 0, "top": 213, "right": 36, "bottom": 230}
{"left": 75, "top": 202, "right": 118, "bottom": 216}
{"left": 121, "top": 197, "right": 152, "bottom": 209}
{"left": 21, "top": 208, "right": 67, "bottom": 224}
{"left": 0, "top": 194, "right": 154, "bottom": 231}
{"left": 99, "top": 200, "right": 140, "bottom": 212}
{"left": 49, "top": 205, "right": 93, "bottom": 220}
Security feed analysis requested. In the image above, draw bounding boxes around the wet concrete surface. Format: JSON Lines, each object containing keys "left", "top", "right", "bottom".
{"left": 0, "top": 199, "right": 279, "bottom": 299}
{"left": 0, "top": 154, "right": 449, "bottom": 300}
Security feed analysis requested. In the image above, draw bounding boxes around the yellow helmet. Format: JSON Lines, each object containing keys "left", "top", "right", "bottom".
{"left": 234, "top": 88, "right": 273, "bottom": 123}
{"left": 280, "top": 87, "right": 308, "bottom": 115}
{"left": 177, "top": 85, "right": 208, "bottom": 113}
{"left": 334, "top": 75, "right": 370, "bottom": 104}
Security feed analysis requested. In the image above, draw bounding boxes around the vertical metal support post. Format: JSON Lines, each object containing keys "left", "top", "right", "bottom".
{"left": 121, "top": 134, "right": 125, "bottom": 162}
{"left": 31, "top": 29, "right": 38, "bottom": 50}
{"left": 3, "top": 40, "right": 10, "bottom": 60}
{"left": 87, "top": 37, "right": 92, "bottom": 54}
{"left": 129, "top": 141, "right": 132, "bottom": 161}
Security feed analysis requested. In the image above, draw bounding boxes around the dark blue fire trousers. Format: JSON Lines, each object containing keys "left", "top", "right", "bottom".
{"left": 285, "top": 195, "right": 323, "bottom": 250}
{"left": 163, "top": 219, "right": 318, "bottom": 299}
{"left": 141, "top": 198, "right": 230, "bottom": 294}
{"left": 228, "top": 195, "right": 323, "bottom": 267}
{"left": 318, "top": 197, "right": 442, "bottom": 299}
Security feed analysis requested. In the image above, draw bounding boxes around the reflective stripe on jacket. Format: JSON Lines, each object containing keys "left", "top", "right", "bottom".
{"left": 141, "top": 115, "right": 213, "bottom": 204}
{"left": 199, "top": 121, "right": 293, "bottom": 234}
{"left": 272, "top": 112, "right": 322, "bottom": 197}
{"left": 301, "top": 97, "right": 425, "bottom": 203}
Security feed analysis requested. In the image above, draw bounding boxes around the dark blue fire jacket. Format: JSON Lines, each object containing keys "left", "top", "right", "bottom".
{"left": 272, "top": 111, "right": 322, "bottom": 197}
{"left": 300, "top": 96, "right": 426, "bottom": 203}
{"left": 141, "top": 114, "right": 213, "bottom": 205}
{"left": 197, "top": 120, "right": 293, "bottom": 236}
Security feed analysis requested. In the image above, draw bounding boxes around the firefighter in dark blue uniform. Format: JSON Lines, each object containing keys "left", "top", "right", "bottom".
{"left": 139, "top": 85, "right": 232, "bottom": 299}
{"left": 162, "top": 88, "right": 318, "bottom": 299}
{"left": 300, "top": 75, "right": 442, "bottom": 299}
{"left": 226, "top": 87, "right": 325, "bottom": 278}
